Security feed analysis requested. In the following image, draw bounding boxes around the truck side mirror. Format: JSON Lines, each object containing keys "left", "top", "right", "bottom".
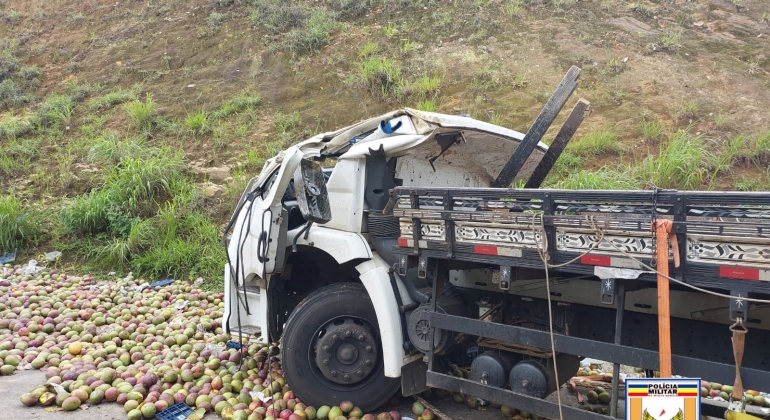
{"left": 293, "top": 158, "right": 332, "bottom": 224}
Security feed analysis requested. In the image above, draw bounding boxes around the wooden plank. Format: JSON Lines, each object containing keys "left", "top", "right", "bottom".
{"left": 524, "top": 98, "right": 591, "bottom": 188}
{"left": 491, "top": 65, "right": 581, "bottom": 188}
{"left": 414, "top": 395, "right": 454, "bottom": 420}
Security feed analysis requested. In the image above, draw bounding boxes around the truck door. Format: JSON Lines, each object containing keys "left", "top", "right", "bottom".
{"left": 228, "top": 148, "right": 304, "bottom": 282}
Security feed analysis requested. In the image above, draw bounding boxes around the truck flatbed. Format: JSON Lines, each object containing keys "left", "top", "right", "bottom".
{"left": 390, "top": 187, "right": 770, "bottom": 296}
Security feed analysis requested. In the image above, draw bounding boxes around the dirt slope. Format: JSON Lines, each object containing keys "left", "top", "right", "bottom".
{"left": 1, "top": 0, "right": 769, "bottom": 277}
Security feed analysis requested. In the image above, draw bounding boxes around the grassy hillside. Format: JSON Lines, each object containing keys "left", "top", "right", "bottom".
{"left": 1, "top": 0, "right": 769, "bottom": 283}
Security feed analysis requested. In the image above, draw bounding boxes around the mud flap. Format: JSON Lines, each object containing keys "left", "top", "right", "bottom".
{"left": 401, "top": 358, "right": 429, "bottom": 396}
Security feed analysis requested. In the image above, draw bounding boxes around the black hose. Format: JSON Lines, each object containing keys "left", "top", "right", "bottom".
{"left": 394, "top": 271, "right": 430, "bottom": 304}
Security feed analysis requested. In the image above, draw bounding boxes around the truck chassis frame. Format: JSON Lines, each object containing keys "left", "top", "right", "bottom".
{"left": 389, "top": 186, "right": 770, "bottom": 418}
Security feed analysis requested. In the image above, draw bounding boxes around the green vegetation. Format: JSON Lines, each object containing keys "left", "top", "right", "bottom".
{"left": 416, "top": 99, "right": 437, "bottom": 112}
{"left": 60, "top": 138, "right": 224, "bottom": 279}
{"left": 570, "top": 126, "right": 621, "bottom": 155}
{"left": 1, "top": 0, "right": 769, "bottom": 285}
{"left": 212, "top": 91, "right": 262, "bottom": 118}
{"left": 636, "top": 129, "right": 716, "bottom": 189}
{"left": 185, "top": 111, "right": 211, "bottom": 136}
{"left": 358, "top": 56, "right": 403, "bottom": 98}
{"left": 641, "top": 116, "right": 664, "bottom": 141}
{"left": 207, "top": 11, "right": 227, "bottom": 28}
{"left": 125, "top": 93, "right": 155, "bottom": 133}
{"left": 37, "top": 94, "right": 75, "bottom": 129}
{"left": 0, "top": 195, "right": 41, "bottom": 253}
{"left": 274, "top": 110, "right": 301, "bottom": 133}
{"left": 0, "top": 41, "right": 39, "bottom": 107}
{"left": 550, "top": 166, "right": 637, "bottom": 190}
{"left": 249, "top": 0, "right": 341, "bottom": 56}
{"left": 284, "top": 9, "right": 340, "bottom": 56}
{"left": 88, "top": 87, "right": 137, "bottom": 110}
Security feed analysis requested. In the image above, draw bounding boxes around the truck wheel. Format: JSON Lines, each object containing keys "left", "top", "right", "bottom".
{"left": 281, "top": 282, "right": 400, "bottom": 412}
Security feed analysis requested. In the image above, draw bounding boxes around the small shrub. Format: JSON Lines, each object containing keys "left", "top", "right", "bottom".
{"left": 65, "top": 79, "right": 102, "bottom": 100}
{"left": 254, "top": 2, "right": 310, "bottom": 33}
{"left": 734, "top": 175, "right": 766, "bottom": 192}
{"left": 0, "top": 79, "right": 30, "bottom": 106}
{"left": 629, "top": 2, "right": 654, "bottom": 20}
{"left": 284, "top": 8, "right": 340, "bottom": 56}
{"left": 79, "top": 114, "right": 108, "bottom": 136}
{"left": 551, "top": 149, "right": 582, "bottom": 175}
{"left": 570, "top": 126, "right": 621, "bottom": 155}
{"left": 502, "top": 0, "right": 524, "bottom": 18}
{"left": 754, "top": 131, "right": 770, "bottom": 166}
{"left": 274, "top": 110, "right": 301, "bottom": 133}
{"left": 400, "top": 39, "right": 417, "bottom": 56}
{"left": 358, "top": 41, "right": 378, "bottom": 58}
{"left": 125, "top": 93, "right": 155, "bottom": 133}
{"left": 719, "top": 135, "right": 752, "bottom": 167}
{"left": 648, "top": 31, "right": 683, "bottom": 54}
{"left": 713, "top": 113, "right": 730, "bottom": 128}
{"left": 416, "top": 99, "right": 437, "bottom": 112}
{"left": 213, "top": 91, "right": 262, "bottom": 118}
{"left": 512, "top": 74, "right": 527, "bottom": 89}
{"left": 37, "top": 94, "right": 75, "bottom": 128}
{"left": 359, "top": 56, "right": 403, "bottom": 98}
{"left": 332, "top": 0, "right": 376, "bottom": 19}
{"left": 18, "top": 65, "right": 42, "bottom": 80}
{"left": 0, "top": 195, "right": 40, "bottom": 252}
{"left": 87, "top": 131, "right": 145, "bottom": 165}
{"left": 549, "top": 166, "right": 637, "bottom": 190}
{"left": 130, "top": 206, "right": 226, "bottom": 280}
{"left": 383, "top": 22, "right": 397, "bottom": 37}
{"left": 185, "top": 111, "right": 211, "bottom": 135}
{"left": 4, "top": 9, "right": 22, "bottom": 24}
{"left": 605, "top": 56, "right": 625, "bottom": 73}
{"left": 641, "top": 116, "right": 664, "bottom": 141}
{"left": 207, "top": 11, "right": 227, "bottom": 28}
{"left": 489, "top": 111, "right": 505, "bottom": 126}
{"left": 411, "top": 74, "right": 443, "bottom": 97}
{"left": 675, "top": 99, "right": 699, "bottom": 121}
{"left": 471, "top": 69, "right": 506, "bottom": 92}
{"left": 88, "top": 87, "right": 137, "bottom": 110}
{"left": 636, "top": 129, "right": 717, "bottom": 189}
{"left": 0, "top": 114, "right": 33, "bottom": 140}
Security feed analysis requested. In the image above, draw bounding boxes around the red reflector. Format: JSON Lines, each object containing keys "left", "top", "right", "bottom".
{"left": 719, "top": 266, "right": 759, "bottom": 281}
{"left": 474, "top": 245, "right": 498, "bottom": 256}
{"left": 581, "top": 255, "right": 611, "bottom": 266}
{"left": 397, "top": 238, "right": 409, "bottom": 247}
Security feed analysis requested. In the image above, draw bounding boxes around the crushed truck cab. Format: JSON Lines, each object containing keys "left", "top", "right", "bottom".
{"left": 222, "top": 67, "right": 770, "bottom": 417}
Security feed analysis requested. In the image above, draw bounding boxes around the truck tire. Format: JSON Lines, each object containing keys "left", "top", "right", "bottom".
{"left": 281, "top": 282, "right": 400, "bottom": 412}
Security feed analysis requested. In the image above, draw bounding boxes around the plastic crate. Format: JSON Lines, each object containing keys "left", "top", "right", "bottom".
{"left": 226, "top": 340, "right": 243, "bottom": 349}
{"left": 155, "top": 403, "right": 194, "bottom": 420}
{"left": 149, "top": 278, "right": 175, "bottom": 288}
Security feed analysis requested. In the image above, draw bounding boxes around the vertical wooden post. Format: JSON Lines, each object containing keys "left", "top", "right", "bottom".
{"left": 653, "top": 220, "right": 673, "bottom": 378}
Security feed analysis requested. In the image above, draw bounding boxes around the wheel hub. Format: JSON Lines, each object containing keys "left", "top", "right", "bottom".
{"left": 314, "top": 317, "right": 378, "bottom": 385}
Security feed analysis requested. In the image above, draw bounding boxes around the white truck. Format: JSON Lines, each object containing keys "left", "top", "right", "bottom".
{"left": 222, "top": 67, "right": 770, "bottom": 418}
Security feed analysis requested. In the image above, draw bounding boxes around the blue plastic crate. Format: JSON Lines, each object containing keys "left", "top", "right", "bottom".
{"left": 0, "top": 248, "right": 17, "bottom": 264}
{"left": 150, "top": 278, "right": 175, "bottom": 288}
{"left": 155, "top": 402, "right": 194, "bottom": 420}
{"left": 226, "top": 340, "right": 243, "bottom": 349}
